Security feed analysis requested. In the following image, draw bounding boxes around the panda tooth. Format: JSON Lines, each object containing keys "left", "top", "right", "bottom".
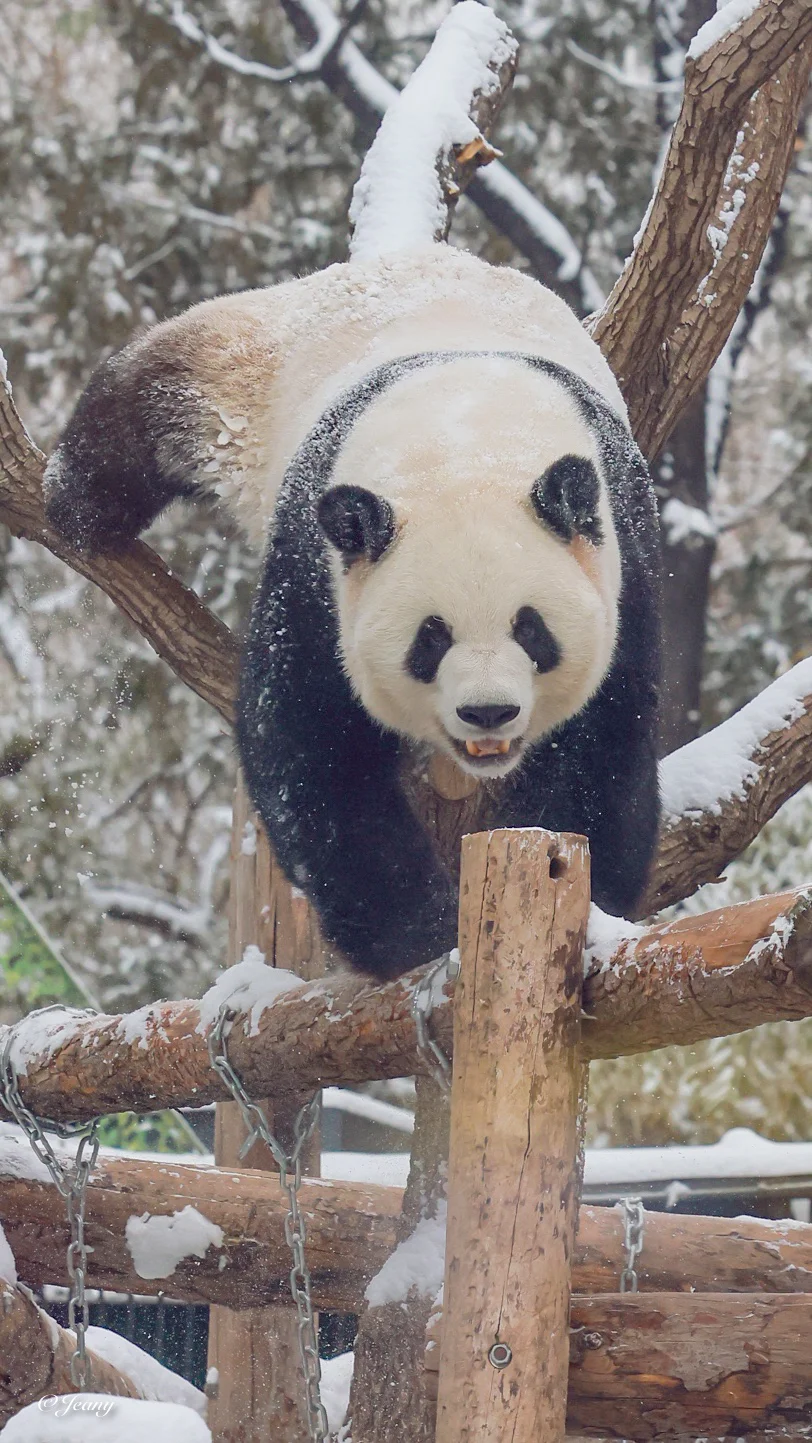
{"left": 465, "top": 740, "right": 481, "bottom": 756}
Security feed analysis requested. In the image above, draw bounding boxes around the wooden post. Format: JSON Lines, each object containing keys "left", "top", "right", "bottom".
{"left": 207, "top": 775, "right": 328, "bottom": 1443}
{"left": 435, "top": 827, "right": 589, "bottom": 1443}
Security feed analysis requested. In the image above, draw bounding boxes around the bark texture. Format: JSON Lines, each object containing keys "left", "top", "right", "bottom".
{"left": 426, "top": 1294, "right": 812, "bottom": 1439}
{"left": 0, "top": 1279, "right": 141, "bottom": 1426}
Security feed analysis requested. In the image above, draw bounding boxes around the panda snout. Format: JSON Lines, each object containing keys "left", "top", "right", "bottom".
{"left": 456, "top": 703, "right": 520, "bottom": 731}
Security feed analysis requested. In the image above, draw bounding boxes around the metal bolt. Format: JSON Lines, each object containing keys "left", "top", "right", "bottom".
{"left": 488, "top": 1341, "right": 513, "bottom": 1369}
{"left": 583, "top": 1332, "right": 604, "bottom": 1350}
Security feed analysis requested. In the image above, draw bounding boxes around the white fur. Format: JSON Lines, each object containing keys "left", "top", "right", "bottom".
{"left": 328, "top": 357, "right": 620, "bottom": 777}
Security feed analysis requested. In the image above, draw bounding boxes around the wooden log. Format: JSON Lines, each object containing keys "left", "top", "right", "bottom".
{"left": 207, "top": 777, "right": 329, "bottom": 1443}
{"left": 0, "top": 1279, "right": 141, "bottom": 1426}
{"left": 435, "top": 828, "right": 589, "bottom": 1443}
{"left": 5, "top": 1136, "right": 812, "bottom": 1310}
{"left": 4, "top": 884, "right": 812, "bottom": 1123}
{"left": 426, "top": 1294, "right": 812, "bottom": 1439}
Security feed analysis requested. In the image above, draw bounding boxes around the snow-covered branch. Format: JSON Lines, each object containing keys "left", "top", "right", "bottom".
{"left": 641, "top": 660, "right": 812, "bottom": 914}
{"left": 348, "top": 2, "right": 517, "bottom": 260}
{"left": 3, "top": 881, "right": 812, "bottom": 1123}
{"left": 590, "top": 0, "right": 812, "bottom": 455}
{"left": 173, "top": 0, "right": 602, "bottom": 312}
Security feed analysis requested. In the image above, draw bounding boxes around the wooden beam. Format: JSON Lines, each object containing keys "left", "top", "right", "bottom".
{"left": 4, "top": 1148, "right": 812, "bottom": 1311}
{"left": 435, "top": 829, "right": 589, "bottom": 1443}
{"left": 4, "top": 883, "right": 812, "bottom": 1122}
{"left": 426, "top": 1294, "right": 812, "bottom": 1439}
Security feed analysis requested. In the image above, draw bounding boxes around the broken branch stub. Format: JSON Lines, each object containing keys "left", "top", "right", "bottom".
{"left": 348, "top": 1, "right": 518, "bottom": 261}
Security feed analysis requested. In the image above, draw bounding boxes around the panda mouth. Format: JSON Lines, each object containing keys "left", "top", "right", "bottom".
{"left": 449, "top": 736, "right": 523, "bottom": 767}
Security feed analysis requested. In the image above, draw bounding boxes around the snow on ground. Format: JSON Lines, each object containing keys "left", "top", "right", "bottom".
{"left": 365, "top": 1201, "right": 447, "bottom": 1307}
{"left": 320, "top": 1351, "right": 354, "bottom": 1435}
{"left": 0, "top": 1399, "right": 210, "bottom": 1443}
{"left": 321, "top": 1150, "right": 410, "bottom": 1188}
{"left": 688, "top": 0, "right": 765, "bottom": 59}
{"left": 0, "top": 1221, "right": 17, "bottom": 1285}
{"left": 195, "top": 947, "right": 302, "bottom": 1035}
{"left": 85, "top": 1329, "right": 206, "bottom": 1414}
{"left": 125, "top": 1205, "right": 224, "bottom": 1280}
{"left": 349, "top": 2, "right": 516, "bottom": 262}
{"left": 659, "top": 657, "right": 812, "bottom": 822}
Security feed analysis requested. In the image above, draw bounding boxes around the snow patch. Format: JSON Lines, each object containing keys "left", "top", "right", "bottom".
{"left": 365, "top": 1202, "right": 446, "bottom": 1307}
{"left": 0, "top": 1399, "right": 210, "bottom": 1442}
{"left": 320, "top": 1351, "right": 354, "bottom": 1435}
{"left": 688, "top": 0, "right": 763, "bottom": 60}
{"left": 1, "top": 1008, "right": 91, "bottom": 1078}
{"left": 125, "top": 1206, "right": 224, "bottom": 1280}
{"left": 85, "top": 1328, "right": 206, "bottom": 1414}
{"left": 661, "top": 497, "right": 717, "bottom": 548}
{"left": 584, "top": 906, "right": 646, "bottom": 975}
{"left": 659, "top": 658, "right": 812, "bottom": 821}
{"left": 0, "top": 1221, "right": 17, "bottom": 1285}
{"left": 196, "top": 949, "right": 301, "bottom": 1035}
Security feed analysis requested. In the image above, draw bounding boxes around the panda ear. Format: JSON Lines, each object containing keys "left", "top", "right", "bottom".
{"left": 317, "top": 484, "right": 396, "bottom": 564}
{"left": 531, "top": 455, "right": 603, "bottom": 545}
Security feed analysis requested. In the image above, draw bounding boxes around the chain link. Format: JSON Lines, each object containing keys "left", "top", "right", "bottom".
{"left": 619, "top": 1195, "right": 645, "bottom": 1293}
{"left": 0, "top": 1009, "right": 101, "bottom": 1388}
{"left": 207, "top": 1003, "right": 328, "bottom": 1443}
{"left": 411, "top": 951, "right": 459, "bottom": 1096}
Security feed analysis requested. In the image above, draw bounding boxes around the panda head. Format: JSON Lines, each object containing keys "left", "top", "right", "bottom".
{"left": 316, "top": 357, "right": 622, "bottom": 779}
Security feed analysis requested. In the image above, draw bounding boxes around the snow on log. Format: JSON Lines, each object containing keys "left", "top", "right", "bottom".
{"left": 3, "top": 1398, "right": 210, "bottom": 1443}
{"left": 2, "top": 884, "right": 812, "bottom": 1122}
{"left": 425, "top": 1293, "right": 812, "bottom": 1439}
{"left": 4, "top": 1131, "right": 810, "bottom": 1310}
{"left": 0, "top": 1277, "right": 142, "bottom": 1425}
{"left": 0, "top": 355, "right": 237, "bottom": 725}
{"left": 348, "top": 1, "right": 517, "bottom": 261}
{"left": 642, "top": 659, "right": 812, "bottom": 914}
{"left": 590, "top": 0, "right": 812, "bottom": 454}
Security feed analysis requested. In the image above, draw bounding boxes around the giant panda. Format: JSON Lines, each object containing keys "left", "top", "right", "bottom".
{"left": 43, "top": 247, "right": 661, "bottom": 979}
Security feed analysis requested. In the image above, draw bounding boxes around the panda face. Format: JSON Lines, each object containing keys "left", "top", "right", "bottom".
{"left": 320, "top": 356, "right": 622, "bottom": 778}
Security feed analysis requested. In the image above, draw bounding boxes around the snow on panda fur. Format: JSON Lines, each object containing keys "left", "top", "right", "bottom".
{"left": 44, "top": 248, "right": 661, "bottom": 979}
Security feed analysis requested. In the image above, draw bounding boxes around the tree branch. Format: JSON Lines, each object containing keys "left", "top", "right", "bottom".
{"left": 3, "top": 884, "right": 811, "bottom": 1122}
{"left": 590, "top": 0, "right": 812, "bottom": 455}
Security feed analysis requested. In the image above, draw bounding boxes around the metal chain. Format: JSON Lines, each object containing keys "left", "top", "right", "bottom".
{"left": 0, "top": 1010, "right": 101, "bottom": 1387}
{"left": 207, "top": 1003, "right": 328, "bottom": 1443}
{"left": 619, "top": 1195, "right": 645, "bottom": 1293}
{"left": 411, "top": 951, "right": 460, "bottom": 1096}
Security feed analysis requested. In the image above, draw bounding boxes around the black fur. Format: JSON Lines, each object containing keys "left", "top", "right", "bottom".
{"left": 406, "top": 616, "right": 454, "bottom": 684}
{"left": 531, "top": 455, "right": 603, "bottom": 544}
{"left": 43, "top": 343, "right": 203, "bottom": 554}
{"left": 317, "top": 484, "right": 396, "bottom": 564}
{"left": 512, "top": 606, "right": 561, "bottom": 674}
{"left": 239, "top": 351, "right": 661, "bottom": 975}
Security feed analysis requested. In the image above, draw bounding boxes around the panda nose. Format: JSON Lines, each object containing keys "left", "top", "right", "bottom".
{"left": 456, "top": 703, "right": 521, "bottom": 731}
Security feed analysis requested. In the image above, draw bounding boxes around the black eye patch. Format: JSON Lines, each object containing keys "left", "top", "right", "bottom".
{"left": 405, "top": 616, "right": 453, "bottom": 683}
{"left": 513, "top": 606, "right": 561, "bottom": 674}
{"left": 531, "top": 455, "right": 603, "bottom": 544}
